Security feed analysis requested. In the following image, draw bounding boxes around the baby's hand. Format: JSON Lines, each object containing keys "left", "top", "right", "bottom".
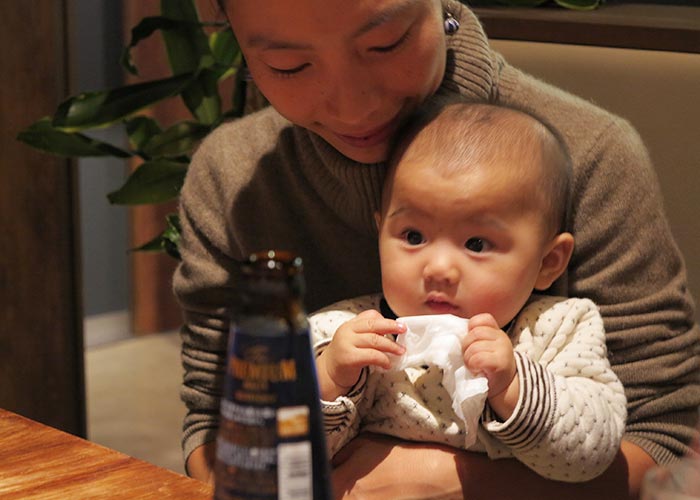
{"left": 462, "top": 313, "right": 518, "bottom": 420}
{"left": 317, "top": 310, "right": 406, "bottom": 401}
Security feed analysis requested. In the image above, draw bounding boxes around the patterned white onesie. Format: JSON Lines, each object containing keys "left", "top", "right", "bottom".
{"left": 309, "top": 293, "right": 627, "bottom": 482}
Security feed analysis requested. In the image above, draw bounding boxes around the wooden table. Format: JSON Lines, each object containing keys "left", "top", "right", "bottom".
{"left": 0, "top": 408, "right": 213, "bottom": 499}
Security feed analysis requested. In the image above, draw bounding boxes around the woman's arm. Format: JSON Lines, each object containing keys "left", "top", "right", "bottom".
{"left": 560, "top": 116, "right": 700, "bottom": 464}
{"left": 332, "top": 434, "right": 655, "bottom": 500}
{"left": 174, "top": 123, "right": 252, "bottom": 471}
{"left": 187, "top": 426, "right": 656, "bottom": 495}
{"left": 503, "top": 68, "right": 700, "bottom": 465}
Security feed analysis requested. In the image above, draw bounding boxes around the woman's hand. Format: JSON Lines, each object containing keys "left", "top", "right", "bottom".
{"left": 332, "top": 434, "right": 655, "bottom": 500}
{"left": 332, "top": 433, "right": 465, "bottom": 500}
{"left": 185, "top": 441, "right": 216, "bottom": 484}
{"left": 462, "top": 313, "right": 518, "bottom": 420}
{"left": 316, "top": 310, "right": 406, "bottom": 401}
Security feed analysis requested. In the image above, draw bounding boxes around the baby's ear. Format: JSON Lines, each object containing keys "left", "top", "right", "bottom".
{"left": 534, "top": 232, "right": 574, "bottom": 291}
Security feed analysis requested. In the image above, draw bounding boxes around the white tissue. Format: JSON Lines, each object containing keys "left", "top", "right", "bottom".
{"left": 391, "top": 314, "right": 489, "bottom": 448}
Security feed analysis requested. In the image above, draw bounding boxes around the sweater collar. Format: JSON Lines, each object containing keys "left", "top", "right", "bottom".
{"left": 440, "top": 0, "right": 498, "bottom": 101}
{"left": 293, "top": 3, "right": 498, "bottom": 236}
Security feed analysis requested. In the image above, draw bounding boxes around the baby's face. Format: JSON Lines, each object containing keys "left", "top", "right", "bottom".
{"left": 377, "top": 156, "right": 553, "bottom": 327}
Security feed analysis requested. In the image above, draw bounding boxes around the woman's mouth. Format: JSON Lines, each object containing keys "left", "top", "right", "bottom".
{"left": 333, "top": 118, "right": 398, "bottom": 149}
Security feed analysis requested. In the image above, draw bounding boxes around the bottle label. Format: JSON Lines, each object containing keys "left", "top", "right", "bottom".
{"left": 277, "top": 441, "right": 312, "bottom": 500}
{"left": 214, "top": 316, "right": 314, "bottom": 500}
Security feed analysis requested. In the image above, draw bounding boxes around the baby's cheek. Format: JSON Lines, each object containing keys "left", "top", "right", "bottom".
{"left": 474, "top": 286, "right": 525, "bottom": 328}
{"left": 381, "top": 272, "right": 404, "bottom": 306}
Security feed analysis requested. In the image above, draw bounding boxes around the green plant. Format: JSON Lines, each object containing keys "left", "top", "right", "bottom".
{"left": 17, "top": 0, "right": 245, "bottom": 259}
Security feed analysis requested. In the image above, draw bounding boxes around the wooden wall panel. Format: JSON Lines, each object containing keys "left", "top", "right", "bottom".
{"left": 0, "top": 1, "right": 85, "bottom": 436}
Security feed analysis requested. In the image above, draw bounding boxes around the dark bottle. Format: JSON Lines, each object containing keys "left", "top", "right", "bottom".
{"left": 213, "top": 250, "right": 333, "bottom": 500}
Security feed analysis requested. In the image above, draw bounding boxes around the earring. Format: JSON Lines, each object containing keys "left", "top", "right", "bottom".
{"left": 444, "top": 12, "right": 460, "bottom": 35}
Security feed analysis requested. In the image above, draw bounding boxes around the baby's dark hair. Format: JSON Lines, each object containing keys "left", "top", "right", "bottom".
{"left": 388, "top": 97, "right": 572, "bottom": 237}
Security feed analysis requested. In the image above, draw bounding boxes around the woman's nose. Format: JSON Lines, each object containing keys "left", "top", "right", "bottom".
{"left": 323, "top": 63, "right": 380, "bottom": 124}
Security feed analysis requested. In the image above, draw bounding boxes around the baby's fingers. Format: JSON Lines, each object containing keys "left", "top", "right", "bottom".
{"left": 355, "top": 332, "right": 405, "bottom": 357}
{"left": 332, "top": 333, "right": 403, "bottom": 372}
{"left": 463, "top": 314, "right": 501, "bottom": 350}
{"left": 358, "top": 348, "right": 400, "bottom": 371}
{"left": 352, "top": 310, "right": 407, "bottom": 337}
{"left": 468, "top": 313, "right": 499, "bottom": 330}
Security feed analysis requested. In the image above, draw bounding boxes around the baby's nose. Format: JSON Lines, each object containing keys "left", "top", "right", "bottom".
{"left": 423, "top": 257, "right": 460, "bottom": 285}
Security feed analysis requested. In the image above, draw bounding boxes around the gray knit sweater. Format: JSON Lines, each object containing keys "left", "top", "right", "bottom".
{"left": 173, "top": 0, "right": 700, "bottom": 467}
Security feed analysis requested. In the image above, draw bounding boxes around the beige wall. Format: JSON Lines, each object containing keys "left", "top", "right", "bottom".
{"left": 491, "top": 40, "right": 700, "bottom": 321}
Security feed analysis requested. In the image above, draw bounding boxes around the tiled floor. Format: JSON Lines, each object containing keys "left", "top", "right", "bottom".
{"left": 85, "top": 331, "right": 186, "bottom": 474}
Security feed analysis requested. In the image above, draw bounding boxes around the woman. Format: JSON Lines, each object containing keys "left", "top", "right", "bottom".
{"left": 173, "top": 1, "right": 700, "bottom": 498}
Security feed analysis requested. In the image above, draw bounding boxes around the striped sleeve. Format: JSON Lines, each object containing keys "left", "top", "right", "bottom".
{"left": 483, "top": 351, "right": 556, "bottom": 451}
{"left": 482, "top": 297, "right": 627, "bottom": 482}
{"left": 319, "top": 360, "right": 368, "bottom": 457}
{"left": 309, "top": 304, "right": 373, "bottom": 457}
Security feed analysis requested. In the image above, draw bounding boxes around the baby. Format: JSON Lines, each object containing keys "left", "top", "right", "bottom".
{"left": 310, "top": 100, "right": 627, "bottom": 482}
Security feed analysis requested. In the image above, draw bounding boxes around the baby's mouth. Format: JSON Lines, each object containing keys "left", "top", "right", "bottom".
{"left": 425, "top": 298, "right": 458, "bottom": 314}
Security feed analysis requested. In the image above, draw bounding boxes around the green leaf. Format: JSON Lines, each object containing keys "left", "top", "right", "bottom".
{"left": 133, "top": 213, "right": 181, "bottom": 259}
{"left": 160, "top": 0, "right": 211, "bottom": 74}
{"left": 52, "top": 72, "right": 195, "bottom": 131}
{"left": 134, "top": 234, "right": 167, "bottom": 252}
{"left": 180, "top": 68, "right": 222, "bottom": 125}
{"left": 162, "top": 213, "right": 182, "bottom": 259}
{"left": 209, "top": 28, "right": 239, "bottom": 67}
{"left": 554, "top": 0, "right": 602, "bottom": 10}
{"left": 17, "top": 117, "right": 132, "bottom": 158}
{"left": 164, "top": 213, "right": 181, "bottom": 239}
{"left": 107, "top": 159, "right": 188, "bottom": 205}
{"left": 160, "top": 0, "right": 222, "bottom": 124}
{"left": 141, "top": 121, "right": 210, "bottom": 157}
{"left": 125, "top": 116, "right": 162, "bottom": 151}
{"left": 209, "top": 29, "right": 240, "bottom": 91}
{"left": 121, "top": 17, "right": 196, "bottom": 75}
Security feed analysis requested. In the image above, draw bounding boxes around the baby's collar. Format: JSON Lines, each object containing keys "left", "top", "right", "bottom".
{"left": 380, "top": 297, "right": 397, "bottom": 319}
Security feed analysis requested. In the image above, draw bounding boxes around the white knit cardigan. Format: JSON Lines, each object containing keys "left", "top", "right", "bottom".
{"left": 310, "top": 294, "right": 627, "bottom": 482}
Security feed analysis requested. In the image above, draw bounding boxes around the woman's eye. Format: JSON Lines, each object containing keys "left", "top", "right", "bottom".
{"left": 465, "top": 238, "right": 490, "bottom": 253}
{"left": 269, "top": 63, "right": 310, "bottom": 76}
{"left": 371, "top": 30, "right": 410, "bottom": 53}
{"left": 403, "top": 230, "right": 425, "bottom": 246}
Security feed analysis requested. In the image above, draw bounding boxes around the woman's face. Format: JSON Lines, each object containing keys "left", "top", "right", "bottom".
{"left": 226, "top": 0, "right": 446, "bottom": 164}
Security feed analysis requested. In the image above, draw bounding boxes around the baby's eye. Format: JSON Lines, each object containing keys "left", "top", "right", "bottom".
{"left": 402, "top": 230, "right": 425, "bottom": 246}
{"left": 465, "top": 238, "right": 491, "bottom": 253}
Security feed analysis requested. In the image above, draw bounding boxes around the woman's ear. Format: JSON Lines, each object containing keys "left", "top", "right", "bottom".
{"left": 534, "top": 232, "right": 574, "bottom": 291}
{"left": 374, "top": 211, "right": 382, "bottom": 230}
